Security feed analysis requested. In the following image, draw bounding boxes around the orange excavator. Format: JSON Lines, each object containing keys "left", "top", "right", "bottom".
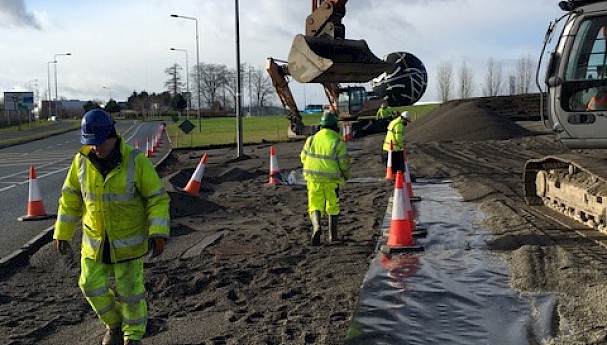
{"left": 266, "top": 0, "right": 428, "bottom": 138}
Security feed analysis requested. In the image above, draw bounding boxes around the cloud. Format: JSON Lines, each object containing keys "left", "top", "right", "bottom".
{"left": 0, "top": 0, "right": 41, "bottom": 29}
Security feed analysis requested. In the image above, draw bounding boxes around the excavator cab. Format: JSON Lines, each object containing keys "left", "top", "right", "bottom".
{"left": 287, "top": 0, "right": 390, "bottom": 84}
{"left": 336, "top": 86, "right": 368, "bottom": 114}
{"left": 540, "top": 0, "right": 607, "bottom": 148}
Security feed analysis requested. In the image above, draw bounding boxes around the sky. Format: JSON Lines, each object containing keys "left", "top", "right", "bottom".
{"left": 0, "top": 0, "right": 563, "bottom": 108}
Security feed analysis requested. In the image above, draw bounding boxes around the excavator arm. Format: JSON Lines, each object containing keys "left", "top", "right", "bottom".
{"left": 265, "top": 57, "right": 318, "bottom": 138}
{"left": 267, "top": 0, "right": 427, "bottom": 138}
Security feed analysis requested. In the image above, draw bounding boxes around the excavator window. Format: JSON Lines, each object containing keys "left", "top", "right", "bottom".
{"left": 562, "top": 16, "right": 607, "bottom": 111}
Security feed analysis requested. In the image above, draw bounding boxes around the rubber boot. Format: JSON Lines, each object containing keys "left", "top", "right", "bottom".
{"left": 329, "top": 215, "right": 339, "bottom": 244}
{"left": 124, "top": 339, "right": 142, "bottom": 345}
{"left": 102, "top": 328, "right": 123, "bottom": 345}
{"left": 311, "top": 211, "right": 322, "bottom": 246}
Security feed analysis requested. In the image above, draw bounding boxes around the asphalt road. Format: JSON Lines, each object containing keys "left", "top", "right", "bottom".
{"left": 0, "top": 120, "right": 169, "bottom": 265}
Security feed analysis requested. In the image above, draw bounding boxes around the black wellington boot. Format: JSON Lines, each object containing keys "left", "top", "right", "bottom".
{"left": 329, "top": 215, "right": 339, "bottom": 244}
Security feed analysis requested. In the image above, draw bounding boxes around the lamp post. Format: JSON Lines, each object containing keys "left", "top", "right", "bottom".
{"left": 47, "top": 61, "right": 55, "bottom": 118}
{"left": 171, "top": 14, "right": 201, "bottom": 132}
{"left": 53, "top": 52, "right": 71, "bottom": 119}
{"left": 234, "top": 0, "right": 243, "bottom": 157}
{"left": 103, "top": 86, "right": 112, "bottom": 100}
{"left": 170, "top": 47, "right": 190, "bottom": 119}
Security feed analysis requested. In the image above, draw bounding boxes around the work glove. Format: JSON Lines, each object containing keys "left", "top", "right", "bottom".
{"left": 149, "top": 237, "right": 166, "bottom": 258}
{"left": 55, "top": 239, "right": 72, "bottom": 256}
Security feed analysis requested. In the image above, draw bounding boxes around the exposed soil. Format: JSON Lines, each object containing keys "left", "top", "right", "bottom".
{"left": 2, "top": 95, "right": 607, "bottom": 345}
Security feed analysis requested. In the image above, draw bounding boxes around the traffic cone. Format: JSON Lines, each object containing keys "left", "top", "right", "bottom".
{"left": 403, "top": 170, "right": 427, "bottom": 238}
{"left": 134, "top": 140, "right": 140, "bottom": 150}
{"left": 385, "top": 140, "right": 394, "bottom": 180}
{"left": 269, "top": 146, "right": 283, "bottom": 184}
{"left": 342, "top": 122, "right": 352, "bottom": 142}
{"left": 146, "top": 137, "right": 152, "bottom": 158}
{"left": 18, "top": 165, "right": 54, "bottom": 221}
{"left": 181, "top": 153, "right": 208, "bottom": 197}
{"left": 404, "top": 149, "right": 421, "bottom": 201}
{"left": 380, "top": 171, "right": 423, "bottom": 254}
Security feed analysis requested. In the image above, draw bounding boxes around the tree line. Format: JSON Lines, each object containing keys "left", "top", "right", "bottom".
{"left": 163, "top": 62, "right": 275, "bottom": 116}
{"left": 436, "top": 54, "right": 536, "bottom": 102}
{"left": 81, "top": 61, "right": 276, "bottom": 117}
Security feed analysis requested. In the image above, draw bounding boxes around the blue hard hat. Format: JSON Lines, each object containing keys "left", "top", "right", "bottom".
{"left": 81, "top": 109, "right": 115, "bottom": 145}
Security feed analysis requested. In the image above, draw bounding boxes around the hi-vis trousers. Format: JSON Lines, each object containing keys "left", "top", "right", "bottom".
{"left": 307, "top": 180, "right": 340, "bottom": 216}
{"left": 79, "top": 257, "right": 147, "bottom": 340}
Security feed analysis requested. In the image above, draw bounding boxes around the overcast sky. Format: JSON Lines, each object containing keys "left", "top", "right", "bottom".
{"left": 0, "top": 0, "right": 562, "bottom": 107}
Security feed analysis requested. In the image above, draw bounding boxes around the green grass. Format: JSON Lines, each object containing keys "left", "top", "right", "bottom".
{"left": 0, "top": 119, "right": 57, "bottom": 134}
{"left": 166, "top": 103, "right": 438, "bottom": 149}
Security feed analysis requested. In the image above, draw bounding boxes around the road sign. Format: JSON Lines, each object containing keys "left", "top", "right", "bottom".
{"left": 4, "top": 92, "right": 34, "bottom": 111}
{"left": 178, "top": 119, "right": 195, "bottom": 134}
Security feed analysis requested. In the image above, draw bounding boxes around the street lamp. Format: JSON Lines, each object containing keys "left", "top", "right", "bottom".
{"left": 234, "top": 0, "right": 243, "bottom": 157}
{"left": 47, "top": 61, "right": 55, "bottom": 118}
{"left": 170, "top": 47, "right": 190, "bottom": 119}
{"left": 53, "top": 52, "right": 71, "bottom": 119}
{"left": 171, "top": 14, "right": 201, "bottom": 132}
{"left": 103, "top": 86, "right": 112, "bottom": 100}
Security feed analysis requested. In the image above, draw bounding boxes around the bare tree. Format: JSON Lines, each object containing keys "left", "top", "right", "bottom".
{"left": 250, "top": 66, "right": 275, "bottom": 115}
{"left": 458, "top": 61, "right": 474, "bottom": 99}
{"left": 164, "top": 64, "right": 183, "bottom": 96}
{"left": 515, "top": 53, "right": 535, "bottom": 94}
{"left": 436, "top": 61, "right": 453, "bottom": 102}
{"left": 192, "top": 63, "right": 229, "bottom": 109}
{"left": 482, "top": 57, "right": 503, "bottom": 97}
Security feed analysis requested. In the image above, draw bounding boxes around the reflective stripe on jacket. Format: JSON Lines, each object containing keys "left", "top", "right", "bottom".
{"left": 300, "top": 128, "right": 350, "bottom": 184}
{"left": 383, "top": 117, "right": 405, "bottom": 151}
{"left": 54, "top": 135, "right": 170, "bottom": 263}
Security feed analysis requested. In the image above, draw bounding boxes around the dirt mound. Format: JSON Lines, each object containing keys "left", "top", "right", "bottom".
{"left": 407, "top": 98, "right": 537, "bottom": 143}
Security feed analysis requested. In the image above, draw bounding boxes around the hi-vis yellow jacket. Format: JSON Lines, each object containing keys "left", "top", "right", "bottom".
{"left": 383, "top": 117, "right": 405, "bottom": 151}
{"left": 300, "top": 128, "right": 351, "bottom": 184}
{"left": 54, "top": 136, "right": 170, "bottom": 263}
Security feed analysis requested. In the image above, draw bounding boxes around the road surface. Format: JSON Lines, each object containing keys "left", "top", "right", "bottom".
{"left": 0, "top": 120, "right": 168, "bottom": 262}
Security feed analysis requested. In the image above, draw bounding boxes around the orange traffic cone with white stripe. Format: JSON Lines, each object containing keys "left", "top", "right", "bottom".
{"left": 403, "top": 168, "right": 427, "bottom": 237}
{"left": 146, "top": 137, "right": 152, "bottom": 158}
{"left": 404, "top": 149, "right": 420, "bottom": 201}
{"left": 181, "top": 153, "right": 208, "bottom": 197}
{"left": 18, "top": 165, "right": 54, "bottom": 221}
{"left": 342, "top": 122, "right": 352, "bottom": 142}
{"left": 385, "top": 140, "right": 394, "bottom": 180}
{"left": 269, "top": 146, "right": 283, "bottom": 184}
{"left": 380, "top": 171, "right": 423, "bottom": 254}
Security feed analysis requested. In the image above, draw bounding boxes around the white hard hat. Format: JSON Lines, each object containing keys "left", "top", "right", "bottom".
{"left": 401, "top": 111, "right": 411, "bottom": 121}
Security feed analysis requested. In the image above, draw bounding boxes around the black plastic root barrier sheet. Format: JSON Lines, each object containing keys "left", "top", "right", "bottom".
{"left": 345, "top": 180, "right": 557, "bottom": 345}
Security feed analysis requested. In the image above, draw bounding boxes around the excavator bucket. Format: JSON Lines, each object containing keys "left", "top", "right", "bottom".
{"left": 288, "top": 34, "right": 390, "bottom": 84}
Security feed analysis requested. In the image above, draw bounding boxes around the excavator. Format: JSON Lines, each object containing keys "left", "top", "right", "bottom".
{"left": 524, "top": 0, "right": 607, "bottom": 232}
{"left": 266, "top": 0, "right": 427, "bottom": 139}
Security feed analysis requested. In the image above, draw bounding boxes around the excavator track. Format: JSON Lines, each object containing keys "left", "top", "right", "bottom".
{"left": 414, "top": 140, "right": 607, "bottom": 272}
{"left": 524, "top": 154, "right": 607, "bottom": 233}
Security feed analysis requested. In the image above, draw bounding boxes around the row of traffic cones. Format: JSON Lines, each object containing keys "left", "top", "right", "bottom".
{"left": 134, "top": 124, "right": 166, "bottom": 158}
{"left": 385, "top": 141, "right": 419, "bottom": 201}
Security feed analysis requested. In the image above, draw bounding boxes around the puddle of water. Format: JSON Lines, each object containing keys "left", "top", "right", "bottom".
{"left": 346, "top": 180, "right": 556, "bottom": 345}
